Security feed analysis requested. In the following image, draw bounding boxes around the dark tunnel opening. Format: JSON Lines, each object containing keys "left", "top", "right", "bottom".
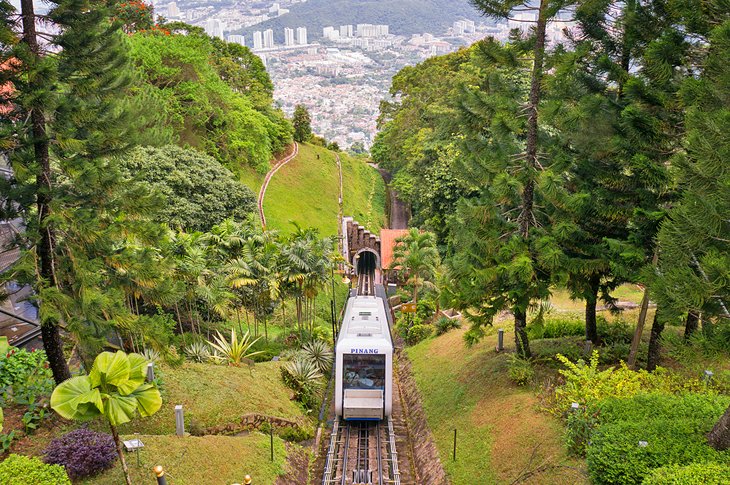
{"left": 356, "top": 251, "right": 377, "bottom": 277}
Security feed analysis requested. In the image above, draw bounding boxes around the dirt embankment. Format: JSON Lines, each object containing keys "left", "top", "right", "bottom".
{"left": 395, "top": 345, "right": 449, "bottom": 484}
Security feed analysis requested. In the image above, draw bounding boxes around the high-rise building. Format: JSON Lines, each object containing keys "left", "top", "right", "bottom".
{"left": 167, "top": 2, "right": 180, "bottom": 18}
{"left": 323, "top": 26, "right": 340, "bottom": 41}
{"left": 339, "top": 25, "right": 354, "bottom": 38}
{"left": 227, "top": 34, "right": 245, "bottom": 46}
{"left": 356, "top": 24, "right": 389, "bottom": 38}
{"left": 253, "top": 31, "right": 263, "bottom": 50}
{"left": 296, "top": 27, "right": 308, "bottom": 45}
{"left": 284, "top": 27, "right": 295, "bottom": 46}
{"left": 263, "top": 29, "right": 275, "bottom": 48}
{"left": 205, "top": 19, "right": 224, "bottom": 40}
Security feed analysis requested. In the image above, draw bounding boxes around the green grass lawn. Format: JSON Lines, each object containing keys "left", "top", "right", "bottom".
{"left": 119, "top": 362, "right": 305, "bottom": 435}
{"left": 406, "top": 326, "right": 587, "bottom": 485}
{"left": 341, "top": 153, "right": 387, "bottom": 231}
{"left": 83, "top": 434, "right": 288, "bottom": 485}
{"left": 264, "top": 144, "right": 386, "bottom": 237}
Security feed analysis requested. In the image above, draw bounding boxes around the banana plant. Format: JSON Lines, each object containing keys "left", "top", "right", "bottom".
{"left": 51, "top": 351, "right": 162, "bottom": 485}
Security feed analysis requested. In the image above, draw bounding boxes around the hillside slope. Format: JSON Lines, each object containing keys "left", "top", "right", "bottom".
{"left": 263, "top": 144, "right": 386, "bottom": 236}
{"left": 237, "top": 0, "right": 486, "bottom": 41}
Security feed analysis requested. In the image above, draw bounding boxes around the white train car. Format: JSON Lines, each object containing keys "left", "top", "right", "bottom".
{"left": 334, "top": 295, "right": 393, "bottom": 420}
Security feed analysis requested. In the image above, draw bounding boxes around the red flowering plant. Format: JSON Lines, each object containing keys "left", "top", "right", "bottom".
{"left": 112, "top": 1, "right": 154, "bottom": 34}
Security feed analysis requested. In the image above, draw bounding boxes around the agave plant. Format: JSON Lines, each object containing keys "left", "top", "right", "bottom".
{"left": 141, "top": 347, "right": 161, "bottom": 363}
{"left": 302, "top": 340, "right": 333, "bottom": 373}
{"left": 282, "top": 356, "right": 324, "bottom": 394}
{"left": 184, "top": 341, "right": 211, "bottom": 363}
{"left": 207, "top": 329, "right": 263, "bottom": 366}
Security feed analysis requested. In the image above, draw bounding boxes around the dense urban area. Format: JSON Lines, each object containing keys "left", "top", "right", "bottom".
{"left": 1, "top": 0, "right": 729, "bottom": 484}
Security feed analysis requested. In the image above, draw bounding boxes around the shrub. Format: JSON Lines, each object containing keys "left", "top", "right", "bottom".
{"left": 565, "top": 405, "right": 600, "bottom": 457}
{"left": 0, "top": 348, "right": 54, "bottom": 405}
{"left": 0, "top": 454, "right": 71, "bottom": 484}
{"left": 434, "top": 316, "right": 461, "bottom": 336}
{"left": 642, "top": 463, "right": 730, "bottom": 484}
{"left": 406, "top": 324, "right": 433, "bottom": 345}
{"left": 585, "top": 393, "right": 730, "bottom": 485}
{"left": 528, "top": 316, "right": 585, "bottom": 339}
{"left": 43, "top": 428, "right": 117, "bottom": 479}
{"left": 278, "top": 424, "right": 315, "bottom": 442}
{"left": 507, "top": 354, "right": 535, "bottom": 386}
{"left": 552, "top": 351, "right": 708, "bottom": 414}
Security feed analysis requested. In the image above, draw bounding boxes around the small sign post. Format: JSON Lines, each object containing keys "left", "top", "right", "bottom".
{"left": 401, "top": 303, "right": 417, "bottom": 313}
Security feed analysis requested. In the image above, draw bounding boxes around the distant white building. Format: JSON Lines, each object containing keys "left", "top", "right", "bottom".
{"left": 284, "top": 27, "right": 295, "bottom": 46}
{"left": 323, "top": 26, "right": 340, "bottom": 41}
{"left": 453, "top": 19, "right": 476, "bottom": 35}
{"left": 339, "top": 25, "right": 354, "bottom": 38}
{"left": 296, "top": 27, "right": 308, "bottom": 45}
{"left": 269, "top": 3, "right": 280, "bottom": 13}
{"left": 205, "top": 19, "right": 224, "bottom": 39}
{"left": 227, "top": 34, "right": 245, "bottom": 46}
{"left": 253, "top": 31, "right": 263, "bottom": 50}
{"left": 263, "top": 29, "right": 275, "bottom": 48}
{"left": 167, "top": 2, "right": 180, "bottom": 18}
{"left": 356, "top": 24, "right": 389, "bottom": 38}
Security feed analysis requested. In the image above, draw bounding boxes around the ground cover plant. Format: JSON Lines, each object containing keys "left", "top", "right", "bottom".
{"left": 42, "top": 428, "right": 117, "bottom": 480}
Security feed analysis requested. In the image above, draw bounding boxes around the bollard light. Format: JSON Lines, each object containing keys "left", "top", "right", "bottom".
{"left": 153, "top": 465, "right": 167, "bottom": 485}
{"left": 244, "top": 475, "right": 252, "bottom": 485}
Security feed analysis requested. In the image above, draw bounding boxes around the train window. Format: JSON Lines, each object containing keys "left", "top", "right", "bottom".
{"left": 343, "top": 354, "right": 385, "bottom": 390}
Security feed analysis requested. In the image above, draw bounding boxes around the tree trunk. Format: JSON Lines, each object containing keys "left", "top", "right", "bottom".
{"left": 21, "top": 0, "right": 71, "bottom": 385}
{"left": 628, "top": 253, "right": 658, "bottom": 369}
{"left": 646, "top": 311, "right": 665, "bottom": 371}
{"left": 513, "top": 307, "right": 532, "bottom": 359}
{"left": 109, "top": 424, "right": 132, "bottom": 485}
{"left": 684, "top": 311, "right": 699, "bottom": 341}
{"left": 585, "top": 276, "right": 600, "bottom": 345}
{"left": 518, "top": 0, "right": 548, "bottom": 238}
{"left": 708, "top": 404, "right": 730, "bottom": 451}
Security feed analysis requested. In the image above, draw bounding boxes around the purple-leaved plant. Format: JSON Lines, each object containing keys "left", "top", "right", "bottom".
{"left": 43, "top": 428, "right": 117, "bottom": 479}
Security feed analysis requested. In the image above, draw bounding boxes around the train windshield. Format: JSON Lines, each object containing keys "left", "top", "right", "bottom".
{"left": 343, "top": 354, "right": 385, "bottom": 390}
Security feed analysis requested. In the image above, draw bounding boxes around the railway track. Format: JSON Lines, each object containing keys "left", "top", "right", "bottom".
{"left": 357, "top": 271, "right": 375, "bottom": 296}
{"left": 322, "top": 418, "right": 401, "bottom": 485}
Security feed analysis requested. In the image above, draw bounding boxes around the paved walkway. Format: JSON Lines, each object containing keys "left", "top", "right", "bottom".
{"left": 257, "top": 142, "right": 299, "bottom": 228}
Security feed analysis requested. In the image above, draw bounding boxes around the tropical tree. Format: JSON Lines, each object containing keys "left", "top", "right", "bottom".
{"left": 50, "top": 351, "right": 162, "bottom": 485}
{"left": 393, "top": 228, "right": 439, "bottom": 304}
{"left": 292, "top": 104, "right": 312, "bottom": 143}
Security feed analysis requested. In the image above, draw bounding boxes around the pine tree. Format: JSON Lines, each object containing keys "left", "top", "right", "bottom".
{"left": 4, "top": 1, "right": 164, "bottom": 377}
{"left": 292, "top": 104, "right": 312, "bottom": 143}
{"left": 652, "top": 20, "right": 730, "bottom": 330}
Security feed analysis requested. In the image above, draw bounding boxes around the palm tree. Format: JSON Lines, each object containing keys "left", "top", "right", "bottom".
{"left": 393, "top": 228, "right": 440, "bottom": 304}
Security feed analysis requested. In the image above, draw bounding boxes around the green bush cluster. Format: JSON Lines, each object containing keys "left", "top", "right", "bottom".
{"left": 434, "top": 316, "right": 461, "bottom": 335}
{"left": 642, "top": 463, "right": 730, "bottom": 484}
{"left": 584, "top": 393, "right": 730, "bottom": 484}
{"left": 528, "top": 316, "right": 585, "bottom": 339}
{"left": 552, "top": 351, "right": 708, "bottom": 414}
{"left": 0, "top": 454, "right": 71, "bottom": 485}
{"left": 506, "top": 354, "right": 535, "bottom": 386}
{"left": 0, "top": 348, "right": 53, "bottom": 396}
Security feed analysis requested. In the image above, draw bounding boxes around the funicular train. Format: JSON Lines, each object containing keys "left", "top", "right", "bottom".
{"left": 334, "top": 291, "right": 394, "bottom": 421}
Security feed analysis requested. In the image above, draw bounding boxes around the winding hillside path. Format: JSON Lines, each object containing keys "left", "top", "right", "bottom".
{"left": 257, "top": 142, "right": 299, "bottom": 228}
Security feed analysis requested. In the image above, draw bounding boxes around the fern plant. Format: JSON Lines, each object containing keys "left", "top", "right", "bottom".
{"left": 207, "top": 329, "right": 262, "bottom": 366}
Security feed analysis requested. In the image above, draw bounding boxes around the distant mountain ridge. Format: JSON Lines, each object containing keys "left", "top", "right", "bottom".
{"left": 236, "top": 0, "right": 487, "bottom": 41}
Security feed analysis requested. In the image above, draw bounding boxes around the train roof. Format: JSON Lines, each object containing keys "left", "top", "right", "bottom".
{"left": 337, "top": 295, "right": 393, "bottom": 348}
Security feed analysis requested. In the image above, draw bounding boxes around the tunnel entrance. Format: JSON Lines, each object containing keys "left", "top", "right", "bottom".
{"left": 356, "top": 250, "right": 377, "bottom": 277}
